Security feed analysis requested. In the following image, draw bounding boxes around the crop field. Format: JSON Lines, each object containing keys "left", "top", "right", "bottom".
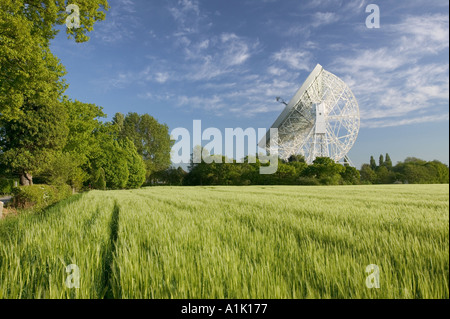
{"left": 0, "top": 185, "right": 448, "bottom": 299}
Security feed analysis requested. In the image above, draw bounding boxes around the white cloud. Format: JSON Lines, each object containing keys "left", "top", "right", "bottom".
{"left": 331, "top": 14, "right": 449, "bottom": 128}
{"left": 155, "top": 72, "right": 170, "bottom": 83}
{"left": 311, "top": 12, "right": 340, "bottom": 27}
{"left": 93, "top": 0, "right": 138, "bottom": 43}
{"left": 334, "top": 48, "right": 405, "bottom": 73}
{"left": 272, "top": 48, "right": 312, "bottom": 71}
{"left": 168, "top": 0, "right": 203, "bottom": 35}
{"left": 362, "top": 114, "right": 449, "bottom": 129}
{"left": 182, "top": 33, "right": 258, "bottom": 81}
{"left": 267, "top": 66, "right": 287, "bottom": 76}
{"left": 393, "top": 14, "right": 449, "bottom": 55}
{"left": 221, "top": 33, "right": 252, "bottom": 66}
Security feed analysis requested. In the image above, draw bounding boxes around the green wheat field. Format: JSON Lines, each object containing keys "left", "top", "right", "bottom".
{"left": 0, "top": 185, "right": 448, "bottom": 299}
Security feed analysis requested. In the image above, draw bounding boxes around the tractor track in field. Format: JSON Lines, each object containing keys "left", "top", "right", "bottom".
{"left": 99, "top": 201, "right": 121, "bottom": 299}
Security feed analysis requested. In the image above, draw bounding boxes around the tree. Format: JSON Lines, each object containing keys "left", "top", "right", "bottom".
{"left": 62, "top": 99, "right": 106, "bottom": 188}
{"left": 427, "top": 160, "right": 449, "bottom": 184}
{"left": 120, "top": 138, "right": 146, "bottom": 189}
{"left": 112, "top": 112, "right": 124, "bottom": 133}
{"left": 379, "top": 154, "right": 384, "bottom": 167}
{"left": 304, "top": 157, "right": 344, "bottom": 185}
{"left": 272, "top": 161, "right": 297, "bottom": 185}
{"left": 343, "top": 157, "right": 350, "bottom": 167}
{"left": 0, "top": 0, "right": 109, "bottom": 185}
{"left": 288, "top": 154, "right": 306, "bottom": 163}
{"left": 375, "top": 166, "right": 395, "bottom": 184}
{"left": 0, "top": 0, "right": 109, "bottom": 120}
{"left": 370, "top": 156, "right": 377, "bottom": 170}
{"left": 156, "top": 167, "right": 187, "bottom": 186}
{"left": 394, "top": 158, "right": 449, "bottom": 184}
{"left": 120, "top": 113, "right": 173, "bottom": 181}
{"left": 92, "top": 167, "right": 106, "bottom": 190}
{"left": 289, "top": 161, "right": 308, "bottom": 178}
{"left": 0, "top": 81, "right": 69, "bottom": 185}
{"left": 91, "top": 140, "right": 129, "bottom": 189}
{"left": 341, "top": 166, "right": 360, "bottom": 185}
{"left": 384, "top": 153, "right": 393, "bottom": 170}
{"left": 360, "top": 164, "right": 377, "bottom": 184}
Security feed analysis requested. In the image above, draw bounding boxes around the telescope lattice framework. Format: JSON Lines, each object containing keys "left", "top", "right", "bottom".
{"left": 260, "top": 64, "right": 360, "bottom": 165}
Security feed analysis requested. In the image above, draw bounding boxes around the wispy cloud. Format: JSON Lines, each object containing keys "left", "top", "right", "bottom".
{"left": 168, "top": 0, "right": 203, "bottom": 36}
{"left": 392, "top": 14, "right": 449, "bottom": 55}
{"left": 272, "top": 48, "right": 312, "bottom": 71}
{"left": 332, "top": 14, "right": 449, "bottom": 128}
{"left": 363, "top": 114, "right": 449, "bottom": 129}
{"left": 182, "top": 33, "right": 259, "bottom": 81}
{"left": 311, "top": 12, "right": 340, "bottom": 27}
{"left": 93, "top": 0, "right": 139, "bottom": 43}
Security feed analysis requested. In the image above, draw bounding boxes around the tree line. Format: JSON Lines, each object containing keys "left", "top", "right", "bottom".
{"left": 360, "top": 154, "right": 449, "bottom": 184}
{"left": 156, "top": 152, "right": 449, "bottom": 186}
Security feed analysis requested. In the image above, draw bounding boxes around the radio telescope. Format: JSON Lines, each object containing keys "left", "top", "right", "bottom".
{"left": 259, "top": 64, "right": 360, "bottom": 165}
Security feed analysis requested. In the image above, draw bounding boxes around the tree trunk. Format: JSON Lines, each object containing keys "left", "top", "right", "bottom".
{"left": 20, "top": 172, "right": 33, "bottom": 186}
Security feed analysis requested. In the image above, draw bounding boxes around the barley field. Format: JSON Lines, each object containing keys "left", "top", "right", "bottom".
{"left": 0, "top": 185, "right": 448, "bottom": 299}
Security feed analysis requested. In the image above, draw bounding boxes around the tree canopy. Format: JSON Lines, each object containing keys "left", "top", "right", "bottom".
{"left": 0, "top": 0, "right": 109, "bottom": 185}
{"left": 116, "top": 112, "right": 174, "bottom": 182}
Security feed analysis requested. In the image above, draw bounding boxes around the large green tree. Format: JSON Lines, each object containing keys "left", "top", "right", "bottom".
{"left": 0, "top": 0, "right": 109, "bottom": 185}
{"left": 0, "top": 0, "right": 109, "bottom": 120}
{"left": 118, "top": 112, "right": 173, "bottom": 182}
{"left": 304, "top": 157, "right": 344, "bottom": 185}
{"left": 0, "top": 67, "right": 68, "bottom": 185}
{"left": 38, "top": 99, "right": 106, "bottom": 189}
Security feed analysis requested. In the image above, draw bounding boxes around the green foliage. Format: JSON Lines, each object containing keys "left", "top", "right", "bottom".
{"left": 384, "top": 153, "right": 393, "bottom": 169}
{"left": 340, "top": 166, "right": 361, "bottom": 185}
{"left": 182, "top": 153, "right": 448, "bottom": 187}
{"left": 92, "top": 140, "right": 129, "bottom": 190}
{"left": 304, "top": 157, "right": 344, "bottom": 184}
{"left": 120, "top": 138, "right": 146, "bottom": 189}
{"left": 379, "top": 154, "right": 384, "bottom": 167}
{"left": 394, "top": 159, "right": 449, "bottom": 184}
{"left": 297, "top": 177, "right": 321, "bottom": 185}
{"left": 362, "top": 155, "right": 449, "bottom": 185}
{"left": 92, "top": 167, "right": 106, "bottom": 190}
{"left": 0, "top": 94, "right": 69, "bottom": 183}
{"left": 12, "top": 184, "right": 72, "bottom": 210}
{"left": 360, "top": 164, "right": 377, "bottom": 184}
{"left": 89, "top": 137, "right": 146, "bottom": 190}
{"left": 288, "top": 154, "right": 306, "bottom": 163}
{"left": 0, "top": 0, "right": 108, "bottom": 185}
{"left": 155, "top": 167, "right": 188, "bottom": 186}
{"left": 0, "top": 0, "right": 109, "bottom": 120}
{"left": 119, "top": 112, "right": 173, "bottom": 180}
{"left": 369, "top": 156, "right": 377, "bottom": 170}
{"left": 0, "top": 178, "right": 19, "bottom": 195}
{"left": 375, "top": 166, "right": 396, "bottom": 184}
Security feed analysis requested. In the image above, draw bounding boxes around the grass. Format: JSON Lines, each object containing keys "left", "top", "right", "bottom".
{"left": 0, "top": 185, "right": 448, "bottom": 299}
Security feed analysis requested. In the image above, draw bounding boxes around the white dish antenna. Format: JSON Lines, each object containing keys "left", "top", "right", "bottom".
{"left": 259, "top": 64, "right": 360, "bottom": 165}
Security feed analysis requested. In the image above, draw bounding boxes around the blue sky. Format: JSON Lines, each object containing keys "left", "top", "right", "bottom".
{"left": 51, "top": 0, "right": 449, "bottom": 168}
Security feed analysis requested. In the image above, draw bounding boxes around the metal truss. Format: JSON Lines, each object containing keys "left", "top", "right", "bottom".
{"left": 264, "top": 65, "right": 360, "bottom": 165}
